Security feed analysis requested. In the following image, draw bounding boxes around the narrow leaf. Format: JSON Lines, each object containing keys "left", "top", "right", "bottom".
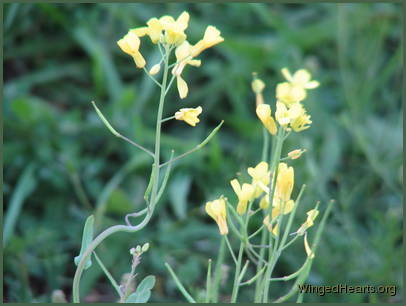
{"left": 74, "top": 215, "right": 94, "bottom": 270}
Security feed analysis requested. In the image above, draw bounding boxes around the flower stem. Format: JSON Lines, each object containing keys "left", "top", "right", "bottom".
{"left": 260, "top": 128, "right": 286, "bottom": 302}
{"left": 149, "top": 45, "right": 171, "bottom": 210}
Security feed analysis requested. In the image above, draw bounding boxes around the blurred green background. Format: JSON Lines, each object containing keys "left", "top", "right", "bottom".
{"left": 3, "top": 2, "right": 403, "bottom": 303}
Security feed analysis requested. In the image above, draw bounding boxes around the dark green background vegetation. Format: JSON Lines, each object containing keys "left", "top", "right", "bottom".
{"left": 3, "top": 2, "right": 403, "bottom": 303}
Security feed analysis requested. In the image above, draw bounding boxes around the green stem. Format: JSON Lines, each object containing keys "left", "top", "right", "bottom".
{"left": 165, "top": 262, "right": 196, "bottom": 303}
{"left": 161, "top": 115, "right": 176, "bottom": 123}
{"left": 93, "top": 252, "right": 122, "bottom": 298}
{"left": 224, "top": 235, "right": 238, "bottom": 265}
{"left": 72, "top": 219, "right": 151, "bottom": 302}
{"left": 211, "top": 238, "right": 226, "bottom": 302}
{"left": 205, "top": 259, "right": 212, "bottom": 303}
{"left": 149, "top": 45, "right": 171, "bottom": 210}
{"left": 230, "top": 243, "right": 244, "bottom": 303}
{"left": 261, "top": 128, "right": 286, "bottom": 302}
{"left": 158, "top": 120, "right": 224, "bottom": 168}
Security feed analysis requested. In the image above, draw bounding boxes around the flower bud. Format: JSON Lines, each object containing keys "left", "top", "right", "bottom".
{"left": 288, "top": 149, "right": 306, "bottom": 160}
{"left": 141, "top": 243, "right": 150, "bottom": 253}
{"left": 251, "top": 78, "right": 265, "bottom": 94}
{"left": 149, "top": 64, "right": 161, "bottom": 75}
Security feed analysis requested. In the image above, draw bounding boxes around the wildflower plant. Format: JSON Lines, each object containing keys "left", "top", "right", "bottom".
{"left": 167, "top": 70, "right": 334, "bottom": 303}
{"left": 72, "top": 12, "right": 224, "bottom": 303}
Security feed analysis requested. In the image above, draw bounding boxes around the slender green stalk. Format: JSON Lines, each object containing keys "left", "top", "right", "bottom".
{"left": 161, "top": 115, "right": 176, "bottom": 123}
{"left": 261, "top": 128, "right": 286, "bottom": 302}
{"left": 91, "top": 101, "right": 154, "bottom": 158}
{"left": 205, "top": 259, "right": 212, "bottom": 303}
{"left": 224, "top": 236, "right": 238, "bottom": 265}
{"left": 158, "top": 120, "right": 224, "bottom": 168}
{"left": 93, "top": 252, "right": 122, "bottom": 297}
{"left": 149, "top": 45, "right": 171, "bottom": 210}
{"left": 165, "top": 263, "right": 196, "bottom": 303}
{"left": 230, "top": 243, "right": 244, "bottom": 302}
{"left": 211, "top": 238, "right": 226, "bottom": 302}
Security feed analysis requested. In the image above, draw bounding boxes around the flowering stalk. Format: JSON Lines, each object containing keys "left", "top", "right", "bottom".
{"left": 72, "top": 12, "right": 224, "bottom": 303}
{"left": 196, "top": 68, "right": 332, "bottom": 304}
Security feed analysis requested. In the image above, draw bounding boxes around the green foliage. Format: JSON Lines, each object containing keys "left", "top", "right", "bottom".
{"left": 74, "top": 215, "right": 94, "bottom": 270}
{"left": 125, "top": 275, "right": 156, "bottom": 303}
{"left": 3, "top": 2, "right": 402, "bottom": 303}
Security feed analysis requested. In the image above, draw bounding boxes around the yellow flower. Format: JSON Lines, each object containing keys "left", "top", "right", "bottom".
{"left": 275, "top": 102, "right": 312, "bottom": 132}
{"left": 297, "top": 208, "right": 319, "bottom": 236}
{"left": 275, "top": 162, "right": 294, "bottom": 202}
{"left": 131, "top": 12, "right": 189, "bottom": 46}
{"left": 175, "top": 106, "right": 202, "bottom": 126}
{"left": 288, "top": 149, "right": 306, "bottom": 160}
{"left": 258, "top": 163, "right": 294, "bottom": 211}
{"left": 252, "top": 76, "right": 265, "bottom": 106}
{"left": 230, "top": 179, "right": 255, "bottom": 215}
{"left": 281, "top": 68, "right": 320, "bottom": 89}
{"left": 259, "top": 192, "right": 294, "bottom": 212}
{"left": 172, "top": 41, "right": 202, "bottom": 99}
{"left": 256, "top": 104, "right": 277, "bottom": 135}
{"left": 289, "top": 103, "right": 312, "bottom": 132}
{"left": 205, "top": 198, "right": 228, "bottom": 235}
{"left": 131, "top": 17, "right": 163, "bottom": 44}
{"left": 304, "top": 232, "right": 315, "bottom": 258}
{"left": 276, "top": 68, "right": 319, "bottom": 105}
{"left": 247, "top": 161, "right": 270, "bottom": 197}
{"left": 117, "top": 31, "right": 146, "bottom": 68}
{"left": 263, "top": 198, "right": 294, "bottom": 236}
{"left": 191, "top": 26, "right": 224, "bottom": 57}
{"left": 160, "top": 12, "right": 189, "bottom": 45}
{"left": 276, "top": 82, "right": 306, "bottom": 105}
{"left": 275, "top": 101, "right": 291, "bottom": 127}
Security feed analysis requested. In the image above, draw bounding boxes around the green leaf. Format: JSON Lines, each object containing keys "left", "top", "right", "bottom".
{"left": 3, "top": 163, "right": 36, "bottom": 247}
{"left": 125, "top": 275, "right": 156, "bottom": 303}
{"left": 74, "top": 215, "right": 94, "bottom": 270}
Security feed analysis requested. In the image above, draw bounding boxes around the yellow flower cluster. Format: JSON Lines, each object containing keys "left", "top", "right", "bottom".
{"left": 117, "top": 11, "right": 224, "bottom": 99}
{"left": 253, "top": 68, "right": 319, "bottom": 133}
{"left": 204, "top": 159, "right": 320, "bottom": 239}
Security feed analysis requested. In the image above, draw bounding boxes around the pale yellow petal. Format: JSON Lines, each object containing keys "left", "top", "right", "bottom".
{"left": 177, "top": 75, "right": 188, "bottom": 99}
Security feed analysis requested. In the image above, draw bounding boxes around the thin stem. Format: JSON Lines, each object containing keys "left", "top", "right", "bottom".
{"left": 248, "top": 224, "right": 264, "bottom": 240}
{"left": 224, "top": 235, "right": 238, "bottom": 265}
{"left": 161, "top": 115, "right": 176, "bottom": 123}
{"left": 205, "top": 259, "right": 212, "bottom": 303}
{"left": 155, "top": 150, "right": 175, "bottom": 204}
{"left": 148, "top": 44, "right": 171, "bottom": 210}
{"left": 241, "top": 264, "right": 267, "bottom": 286}
{"left": 211, "top": 238, "right": 225, "bottom": 302}
{"left": 261, "top": 128, "right": 286, "bottom": 302}
{"left": 93, "top": 252, "right": 122, "bottom": 297}
{"left": 165, "top": 74, "right": 177, "bottom": 96}
{"left": 278, "top": 185, "right": 306, "bottom": 250}
{"left": 230, "top": 243, "right": 244, "bottom": 303}
{"left": 279, "top": 234, "right": 300, "bottom": 252}
{"left": 91, "top": 101, "right": 154, "bottom": 158}
{"left": 165, "top": 262, "right": 196, "bottom": 303}
{"left": 159, "top": 120, "right": 224, "bottom": 168}
{"left": 143, "top": 67, "right": 162, "bottom": 87}
{"left": 72, "top": 216, "right": 151, "bottom": 302}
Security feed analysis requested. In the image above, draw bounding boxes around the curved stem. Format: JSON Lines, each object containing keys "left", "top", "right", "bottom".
{"left": 72, "top": 214, "right": 151, "bottom": 302}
